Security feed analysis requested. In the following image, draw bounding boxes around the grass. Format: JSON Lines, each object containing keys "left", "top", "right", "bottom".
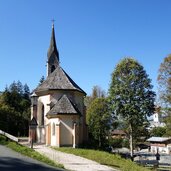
{"left": 0, "top": 135, "right": 64, "bottom": 169}
{"left": 54, "top": 147, "right": 150, "bottom": 171}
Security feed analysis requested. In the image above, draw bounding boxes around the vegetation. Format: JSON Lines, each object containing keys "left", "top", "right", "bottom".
{"left": 158, "top": 55, "right": 171, "bottom": 136}
{"left": 108, "top": 58, "right": 156, "bottom": 159}
{"left": 158, "top": 55, "right": 171, "bottom": 107}
{"left": 39, "top": 75, "right": 45, "bottom": 85}
{"left": 86, "top": 98, "right": 111, "bottom": 148}
{"left": 0, "top": 81, "right": 30, "bottom": 136}
{"left": 85, "top": 86, "right": 111, "bottom": 149}
{"left": 0, "top": 135, "right": 64, "bottom": 169}
{"left": 109, "top": 138, "right": 129, "bottom": 148}
{"left": 150, "top": 126, "right": 166, "bottom": 137}
{"left": 85, "top": 85, "right": 106, "bottom": 108}
{"left": 54, "top": 147, "right": 150, "bottom": 171}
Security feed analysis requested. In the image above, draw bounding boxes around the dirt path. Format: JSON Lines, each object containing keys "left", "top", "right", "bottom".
{"left": 34, "top": 144, "right": 118, "bottom": 171}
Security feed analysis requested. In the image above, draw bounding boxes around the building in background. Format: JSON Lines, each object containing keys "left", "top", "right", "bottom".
{"left": 147, "top": 137, "right": 171, "bottom": 154}
{"left": 149, "top": 106, "right": 166, "bottom": 129}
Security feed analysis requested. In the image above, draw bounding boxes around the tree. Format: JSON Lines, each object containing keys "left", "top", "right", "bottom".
{"left": 92, "top": 85, "right": 106, "bottom": 99}
{"left": 86, "top": 98, "right": 111, "bottom": 148}
{"left": 84, "top": 85, "right": 106, "bottom": 108}
{"left": 108, "top": 57, "right": 155, "bottom": 159}
{"left": 39, "top": 75, "right": 45, "bottom": 85}
{"left": 23, "top": 84, "right": 30, "bottom": 100}
{"left": 158, "top": 55, "right": 171, "bottom": 106}
{"left": 0, "top": 81, "right": 31, "bottom": 136}
{"left": 150, "top": 127, "right": 166, "bottom": 137}
{"left": 157, "top": 55, "right": 171, "bottom": 135}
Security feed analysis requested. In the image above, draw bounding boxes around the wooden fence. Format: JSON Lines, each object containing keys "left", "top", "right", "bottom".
{"left": 0, "top": 130, "right": 19, "bottom": 142}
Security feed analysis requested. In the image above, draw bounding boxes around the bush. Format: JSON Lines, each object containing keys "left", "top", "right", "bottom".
{"left": 110, "top": 138, "right": 123, "bottom": 148}
{"left": 110, "top": 138, "right": 129, "bottom": 148}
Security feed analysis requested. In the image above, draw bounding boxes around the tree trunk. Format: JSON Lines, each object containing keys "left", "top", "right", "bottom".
{"left": 129, "top": 124, "right": 134, "bottom": 161}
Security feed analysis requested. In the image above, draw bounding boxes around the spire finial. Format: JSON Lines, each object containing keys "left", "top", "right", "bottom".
{"left": 52, "top": 19, "right": 55, "bottom": 28}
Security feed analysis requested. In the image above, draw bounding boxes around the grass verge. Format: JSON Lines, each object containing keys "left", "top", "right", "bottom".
{"left": 54, "top": 147, "right": 150, "bottom": 171}
{"left": 0, "top": 135, "right": 64, "bottom": 169}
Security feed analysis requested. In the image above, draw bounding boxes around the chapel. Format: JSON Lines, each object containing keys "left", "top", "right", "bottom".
{"left": 29, "top": 23, "right": 88, "bottom": 147}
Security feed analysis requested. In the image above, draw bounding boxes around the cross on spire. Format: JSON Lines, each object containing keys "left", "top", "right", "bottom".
{"left": 52, "top": 19, "right": 55, "bottom": 28}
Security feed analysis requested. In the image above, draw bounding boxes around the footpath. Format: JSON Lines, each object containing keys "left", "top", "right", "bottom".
{"left": 33, "top": 144, "right": 118, "bottom": 171}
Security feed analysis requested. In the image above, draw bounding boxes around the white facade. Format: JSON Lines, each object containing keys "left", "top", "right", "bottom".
{"left": 147, "top": 137, "right": 171, "bottom": 154}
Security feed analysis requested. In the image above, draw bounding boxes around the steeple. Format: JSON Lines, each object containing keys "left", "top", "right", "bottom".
{"left": 47, "top": 22, "right": 59, "bottom": 76}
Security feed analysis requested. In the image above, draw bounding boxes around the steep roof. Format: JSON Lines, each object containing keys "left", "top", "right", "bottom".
{"left": 35, "top": 65, "right": 86, "bottom": 95}
{"left": 47, "top": 23, "right": 59, "bottom": 62}
{"left": 111, "top": 130, "right": 126, "bottom": 135}
{"left": 46, "top": 94, "right": 80, "bottom": 117}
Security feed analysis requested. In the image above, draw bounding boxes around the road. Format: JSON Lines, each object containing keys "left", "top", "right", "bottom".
{"left": 0, "top": 145, "right": 64, "bottom": 171}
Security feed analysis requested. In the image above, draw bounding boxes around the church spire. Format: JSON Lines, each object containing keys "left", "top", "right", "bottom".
{"left": 47, "top": 21, "right": 60, "bottom": 76}
{"left": 47, "top": 21, "right": 59, "bottom": 61}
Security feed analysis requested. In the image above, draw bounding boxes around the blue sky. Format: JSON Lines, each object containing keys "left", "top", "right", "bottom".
{"left": 0, "top": 0, "right": 171, "bottom": 95}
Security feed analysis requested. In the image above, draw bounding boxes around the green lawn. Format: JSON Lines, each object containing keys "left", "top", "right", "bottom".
{"left": 0, "top": 135, "right": 64, "bottom": 169}
{"left": 54, "top": 147, "right": 150, "bottom": 171}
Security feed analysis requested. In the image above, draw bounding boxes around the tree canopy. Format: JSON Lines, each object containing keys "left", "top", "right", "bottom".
{"left": 0, "top": 81, "right": 31, "bottom": 136}
{"left": 85, "top": 85, "right": 106, "bottom": 108}
{"left": 158, "top": 55, "right": 171, "bottom": 106}
{"left": 108, "top": 58, "right": 156, "bottom": 158}
{"left": 86, "top": 97, "right": 111, "bottom": 149}
{"left": 158, "top": 55, "right": 171, "bottom": 135}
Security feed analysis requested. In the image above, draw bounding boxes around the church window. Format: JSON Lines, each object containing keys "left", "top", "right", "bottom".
{"left": 41, "top": 105, "right": 44, "bottom": 126}
{"left": 52, "top": 122, "right": 55, "bottom": 135}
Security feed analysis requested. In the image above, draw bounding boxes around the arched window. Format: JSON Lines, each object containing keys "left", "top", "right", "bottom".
{"left": 51, "top": 65, "right": 55, "bottom": 73}
{"left": 41, "top": 105, "right": 44, "bottom": 126}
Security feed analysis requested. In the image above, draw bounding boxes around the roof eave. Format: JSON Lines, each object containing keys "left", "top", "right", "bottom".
{"left": 35, "top": 88, "right": 86, "bottom": 96}
{"left": 46, "top": 113, "right": 81, "bottom": 119}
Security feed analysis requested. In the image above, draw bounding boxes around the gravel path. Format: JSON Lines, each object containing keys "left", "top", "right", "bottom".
{"left": 34, "top": 144, "right": 118, "bottom": 171}
{"left": 0, "top": 145, "right": 63, "bottom": 171}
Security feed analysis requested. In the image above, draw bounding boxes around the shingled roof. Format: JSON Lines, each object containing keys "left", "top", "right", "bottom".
{"left": 35, "top": 65, "right": 86, "bottom": 94}
{"left": 46, "top": 94, "right": 81, "bottom": 117}
{"left": 47, "top": 23, "right": 59, "bottom": 62}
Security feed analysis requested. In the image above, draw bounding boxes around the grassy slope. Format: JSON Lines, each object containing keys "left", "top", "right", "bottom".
{"left": 55, "top": 147, "right": 150, "bottom": 171}
{"left": 0, "top": 135, "right": 64, "bottom": 169}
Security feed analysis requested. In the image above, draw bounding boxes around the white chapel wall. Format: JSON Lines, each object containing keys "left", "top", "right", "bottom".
{"left": 36, "top": 95, "right": 50, "bottom": 143}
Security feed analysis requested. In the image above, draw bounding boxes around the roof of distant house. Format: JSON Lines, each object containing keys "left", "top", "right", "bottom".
{"left": 147, "top": 136, "right": 171, "bottom": 142}
{"left": 111, "top": 130, "right": 126, "bottom": 135}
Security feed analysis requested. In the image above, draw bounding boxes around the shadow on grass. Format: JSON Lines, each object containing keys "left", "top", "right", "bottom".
{"left": 0, "top": 157, "right": 64, "bottom": 171}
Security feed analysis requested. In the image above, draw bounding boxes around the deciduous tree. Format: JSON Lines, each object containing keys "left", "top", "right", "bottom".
{"left": 158, "top": 55, "right": 171, "bottom": 135}
{"left": 86, "top": 98, "right": 111, "bottom": 148}
{"left": 158, "top": 55, "right": 171, "bottom": 106}
{"left": 84, "top": 85, "right": 106, "bottom": 108}
{"left": 108, "top": 58, "right": 155, "bottom": 159}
